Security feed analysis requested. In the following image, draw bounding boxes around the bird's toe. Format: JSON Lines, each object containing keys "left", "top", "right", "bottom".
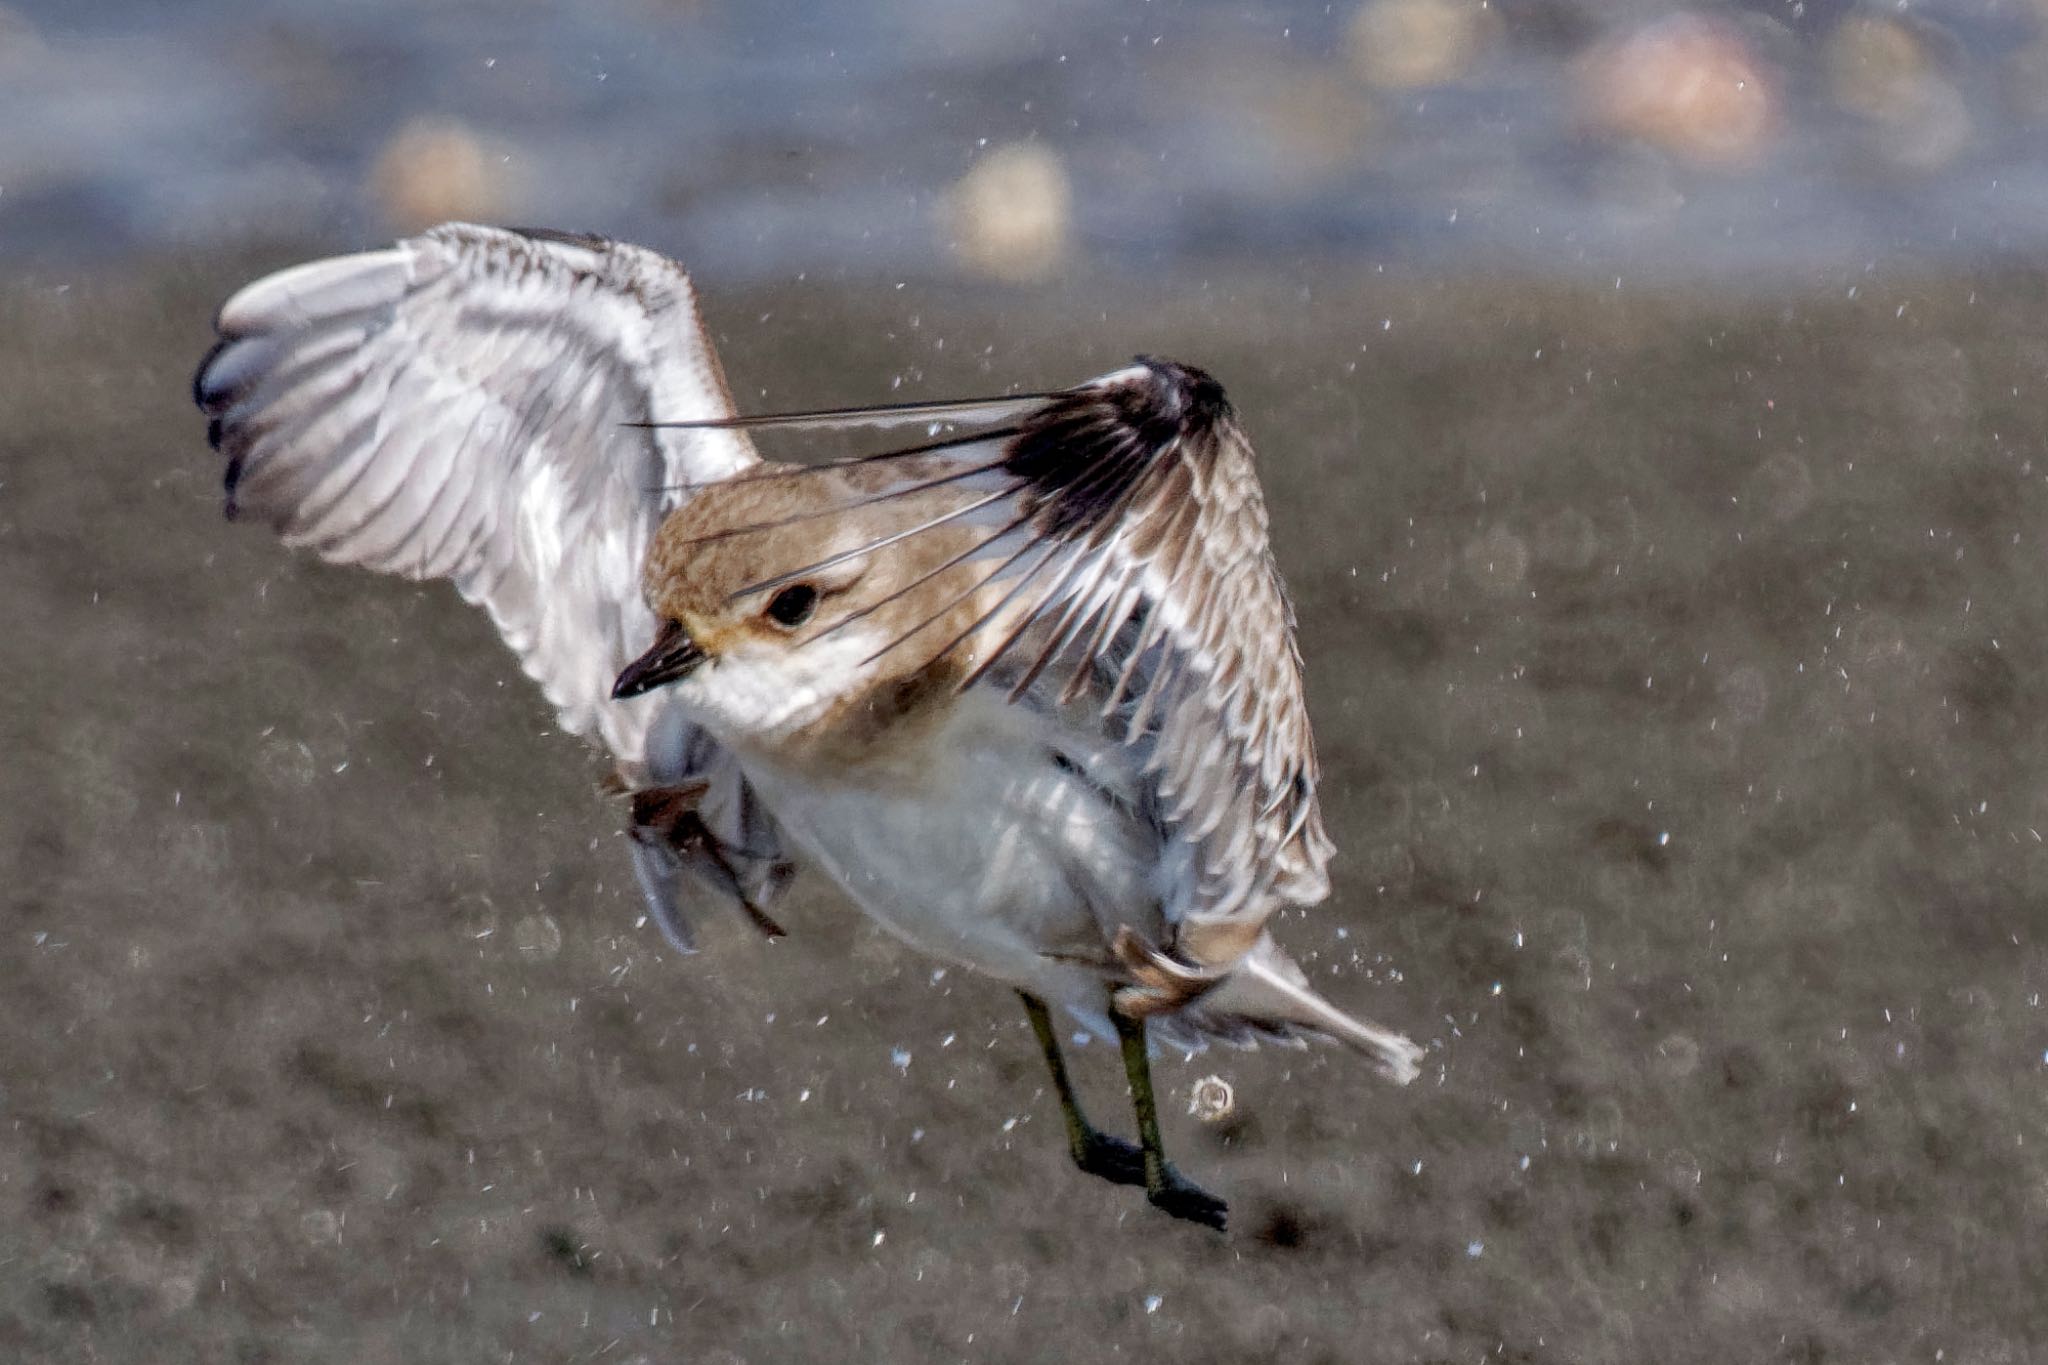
{"left": 1072, "top": 1131, "right": 1148, "bottom": 1187}
{"left": 1148, "top": 1165, "right": 1228, "bottom": 1232}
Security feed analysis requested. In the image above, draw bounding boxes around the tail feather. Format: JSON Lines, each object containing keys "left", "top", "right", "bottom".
{"left": 1112, "top": 927, "right": 1424, "bottom": 1081}
{"left": 1195, "top": 946, "right": 1424, "bottom": 1084}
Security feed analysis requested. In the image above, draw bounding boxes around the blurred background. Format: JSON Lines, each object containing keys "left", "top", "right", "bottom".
{"left": 9, "top": 1, "right": 2048, "bottom": 1362}
{"left": 11, "top": 0, "right": 2048, "bottom": 283}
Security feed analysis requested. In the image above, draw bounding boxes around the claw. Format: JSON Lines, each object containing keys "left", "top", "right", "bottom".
{"left": 1147, "top": 1163, "right": 1228, "bottom": 1232}
{"left": 630, "top": 781, "right": 789, "bottom": 940}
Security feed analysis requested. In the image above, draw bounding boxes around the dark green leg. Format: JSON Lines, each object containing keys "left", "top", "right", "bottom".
{"left": 1114, "top": 1009, "right": 1229, "bottom": 1231}
{"left": 1019, "top": 993, "right": 1147, "bottom": 1187}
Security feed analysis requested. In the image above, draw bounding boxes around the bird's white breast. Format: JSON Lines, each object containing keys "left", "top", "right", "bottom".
{"left": 730, "top": 686, "right": 1163, "bottom": 1006}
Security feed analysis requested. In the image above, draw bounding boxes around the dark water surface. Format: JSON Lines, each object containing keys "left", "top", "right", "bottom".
{"left": 5, "top": 251, "right": 2047, "bottom": 1361}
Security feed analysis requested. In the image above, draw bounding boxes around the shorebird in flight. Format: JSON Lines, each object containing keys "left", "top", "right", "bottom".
{"left": 195, "top": 224, "right": 1422, "bottom": 1230}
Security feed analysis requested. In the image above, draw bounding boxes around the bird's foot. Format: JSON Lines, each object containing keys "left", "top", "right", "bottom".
{"left": 1070, "top": 1130, "right": 1148, "bottom": 1187}
{"left": 1147, "top": 1163, "right": 1228, "bottom": 1232}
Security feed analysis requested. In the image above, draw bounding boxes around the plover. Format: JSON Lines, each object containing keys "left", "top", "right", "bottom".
{"left": 196, "top": 223, "right": 1423, "bottom": 1231}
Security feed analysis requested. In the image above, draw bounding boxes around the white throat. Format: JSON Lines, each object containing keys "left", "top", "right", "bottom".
{"left": 667, "top": 627, "right": 887, "bottom": 748}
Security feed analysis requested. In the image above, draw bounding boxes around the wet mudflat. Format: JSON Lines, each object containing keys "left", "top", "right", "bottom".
{"left": 4, "top": 253, "right": 2047, "bottom": 1363}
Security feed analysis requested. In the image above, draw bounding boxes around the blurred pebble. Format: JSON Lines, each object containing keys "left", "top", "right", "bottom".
{"left": 1579, "top": 15, "right": 1775, "bottom": 167}
{"left": 945, "top": 143, "right": 1071, "bottom": 284}
{"left": 1461, "top": 523, "right": 1531, "bottom": 594}
{"left": 1346, "top": 0, "right": 1495, "bottom": 90}
{"left": 153, "top": 1272, "right": 200, "bottom": 1313}
{"left": 370, "top": 116, "right": 513, "bottom": 232}
{"left": 1825, "top": 15, "right": 1934, "bottom": 121}
{"left": 1569, "top": 1095, "right": 1626, "bottom": 1157}
{"left": 511, "top": 911, "right": 562, "bottom": 959}
{"left": 1654, "top": 1031, "right": 1700, "bottom": 1079}
{"left": 450, "top": 892, "right": 498, "bottom": 945}
{"left": 300, "top": 1208, "right": 341, "bottom": 1245}
{"left": 1657, "top": 1146, "right": 1702, "bottom": 1192}
{"left": 1824, "top": 16, "right": 1971, "bottom": 172}
{"left": 339, "top": 1140, "right": 410, "bottom": 1205}
{"left": 257, "top": 734, "right": 319, "bottom": 789}
{"left": 1841, "top": 612, "right": 1914, "bottom": 673}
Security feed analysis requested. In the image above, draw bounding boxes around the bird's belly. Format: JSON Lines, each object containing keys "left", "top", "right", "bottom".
{"left": 740, "top": 702, "right": 1158, "bottom": 996}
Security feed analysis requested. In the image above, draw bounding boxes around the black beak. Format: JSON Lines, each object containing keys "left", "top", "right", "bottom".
{"left": 613, "top": 619, "right": 707, "bottom": 699}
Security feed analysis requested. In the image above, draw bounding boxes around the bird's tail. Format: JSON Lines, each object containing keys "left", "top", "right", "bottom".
{"left": 1115, "top": 930, "right": 1425, "bottom": 1083}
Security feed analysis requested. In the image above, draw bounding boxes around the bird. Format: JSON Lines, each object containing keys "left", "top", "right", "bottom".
{"left": 195, "top": 222, "right": 1424, "bottom": 1231}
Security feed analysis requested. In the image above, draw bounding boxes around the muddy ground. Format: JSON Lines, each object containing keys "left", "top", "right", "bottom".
{"left": 4, "top": 252, "right": 2048, "bottom": 1363}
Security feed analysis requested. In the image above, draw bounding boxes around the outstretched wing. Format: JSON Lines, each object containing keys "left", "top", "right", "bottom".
{"left": 195, "top": 222, "right": 754, "bottom": 768}
{"left": 196, "top": 223, "right": 794, "bottom": 946}
{"left": 729, "top": 358, "right": 1334, "bottom": 970}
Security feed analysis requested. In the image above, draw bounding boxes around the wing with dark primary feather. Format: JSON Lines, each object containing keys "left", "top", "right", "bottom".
{"left": 719, "top": 358, "right": 1335, "bottom": 972}
{"left": 195, "top": 222, "right": 795, "bottom": 946}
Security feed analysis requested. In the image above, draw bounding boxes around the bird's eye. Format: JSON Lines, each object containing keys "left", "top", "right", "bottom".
{"left": 765, "top": 583, "right": 818, "bottom": 629}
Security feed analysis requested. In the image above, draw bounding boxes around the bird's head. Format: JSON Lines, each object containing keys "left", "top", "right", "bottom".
{"left": 613, "top": 458, "right": 994, "bottom": 755}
